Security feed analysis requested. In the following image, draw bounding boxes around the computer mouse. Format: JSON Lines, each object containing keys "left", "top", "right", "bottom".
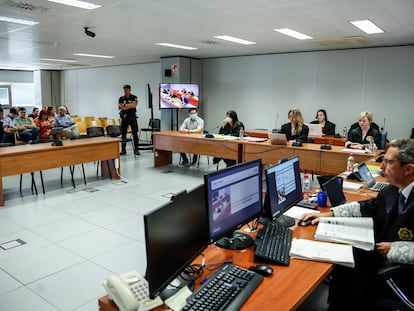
{"left": 248, "top": 265, "right": 273, "bottom": 277}
{"left": 298, "top": 217, "right": 315, "bottom": 227}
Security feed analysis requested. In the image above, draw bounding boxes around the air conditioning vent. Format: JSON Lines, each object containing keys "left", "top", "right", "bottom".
{"left": 315, "top": 36, "right": 371, "bottom": 47}
{"left": 3, "top": 0, "right": 50, "bottom": 12}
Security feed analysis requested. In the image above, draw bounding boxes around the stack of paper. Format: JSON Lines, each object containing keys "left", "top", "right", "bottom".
{"left": 290, "top": 238, "right": 355, "bottom": 267}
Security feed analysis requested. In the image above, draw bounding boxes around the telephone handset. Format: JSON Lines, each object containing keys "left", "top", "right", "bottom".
{"left": 103, "top": 271, "right": 163, "bottom": 311}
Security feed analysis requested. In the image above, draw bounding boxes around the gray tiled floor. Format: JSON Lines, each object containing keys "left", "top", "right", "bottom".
{"left": 0, "top": 145, "right": 328, "bottom": 310}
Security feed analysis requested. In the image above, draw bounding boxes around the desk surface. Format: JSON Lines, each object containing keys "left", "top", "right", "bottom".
{"left": 98, "top": 191, "right": 374, "bottom": 311}
{"left": 153, "top": 131, "right": 379, "bottom": 175}
{"left": 0, "top": 137, "right": 120, "bottom": 206}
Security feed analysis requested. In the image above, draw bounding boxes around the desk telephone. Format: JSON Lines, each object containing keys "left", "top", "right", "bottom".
{"left": 103, "top": 271, "right": 163, "bottom": 311}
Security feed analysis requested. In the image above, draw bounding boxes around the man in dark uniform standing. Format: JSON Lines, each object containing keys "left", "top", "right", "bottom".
{"left": 118, "top": 84, "right": 140, "bottom": 155}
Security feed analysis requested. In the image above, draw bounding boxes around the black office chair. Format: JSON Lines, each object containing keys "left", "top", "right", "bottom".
{"left": 107, "top": 124, "right": 135, "bottom": 158}
{"left": 369, "top": 263, "right": 414, "bottom": 310}
{"left": 138, "top": 118, "right": 161, "bottom": 144}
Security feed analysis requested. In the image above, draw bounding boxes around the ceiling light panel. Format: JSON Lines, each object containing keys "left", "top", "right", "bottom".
{"left": 74, "top": 53, "right": 115, "bottom": 59}
{"left": 274, "top": 28, "right": 313, "bottom": 40}
{"left": 0, "top": 16, "right": 39, "bottom": 26}
{"left": 155, "top": 43, "right": 198, "bottom": 50}
{"left": 47, "top": 0, "right": 101, "bottom": 10}
{"left": 213, "top": 35, "right": 256, "bottom": 45}
{"left": 349, "top": 19, "right": 384, "bottom": 34}
{"left": 41, "top": 58, "right": 78, "bottom": 63}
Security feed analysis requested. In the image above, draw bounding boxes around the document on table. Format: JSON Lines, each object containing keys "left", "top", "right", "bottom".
{"left": 283, "top": 206, "right": 320, "bottom": 220}
{"left": 290, "top": 238, "right": 355, "bottom": 267}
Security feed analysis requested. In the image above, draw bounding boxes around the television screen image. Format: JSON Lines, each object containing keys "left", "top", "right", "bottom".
{"left": 204, "top": 159, "right": 262, "bottom": 250}
{"left": 159, "top": 83, "right": 199, "bottom": 109}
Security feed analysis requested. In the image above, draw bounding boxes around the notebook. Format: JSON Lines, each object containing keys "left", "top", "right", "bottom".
{"left": 322, "top": 176, "right": 347, "bottom": 207}
{"left": 357, "top": 162, "right": 389, "bottom": 192}
{"left": 268, "top": 133, "right": 287, "bottom": 145}
{"left": 307, "top": 123, "right": 323, "bottom": 136}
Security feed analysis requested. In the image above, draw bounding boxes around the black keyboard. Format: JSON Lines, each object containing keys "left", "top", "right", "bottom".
{"left": 254, "top": 222, "right": 292, "bottom": 265}
{"left": 183, "top": 264, "right": 263, "bottom": 311}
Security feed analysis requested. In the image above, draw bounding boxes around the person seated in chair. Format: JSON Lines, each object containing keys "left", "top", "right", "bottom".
{"left": 213, "top": 110, "right": 243, "bottom": 167}
{"left": 14, "top": 107, "right": 40, "bottom": 142}
{"left": 279, "top": 108, "right": 309, "bottom": 142}
{"left": 1, "top": 107, "right": 17, "bottom": 145}
{"left": 179, "top": 108, "right": 204, "bottom": 167}
{"left": 36, "top": 109, "right": 54, "bottom": 139}
{"left": 346, "top": 111, "right": 381, "bottom": 150}
{"left": 54, "top": 106, "right": 80, "bottom": 138}
{"left": 310, "top": 109, "right": 336, "bottom": 135}
{"left": 301, "top": 139, "right": 414, "bottom": 309}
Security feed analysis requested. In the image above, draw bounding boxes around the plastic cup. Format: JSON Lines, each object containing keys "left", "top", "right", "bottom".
{"left": 317, "top": 191, "right": 328, "bottom": 207}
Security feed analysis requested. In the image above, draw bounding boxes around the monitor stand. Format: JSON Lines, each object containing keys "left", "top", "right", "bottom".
{"left": 215, "top": 231, "right": 253, "bottom": 250}
{"left": 274, "top": 215, "right": 296, "bottom": 227}
{"left": 159, "top": 273, "right": 195, "bottom": 301}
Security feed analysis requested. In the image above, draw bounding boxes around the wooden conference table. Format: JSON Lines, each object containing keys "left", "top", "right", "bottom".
{"left": 99, "top": 189, "right": 375, "bottom": 311}
{"left": 0, "top": 137, "right": 120, "bottom": 206}
{"left": 153, "top": 131, "right": 379, "bottom": 175}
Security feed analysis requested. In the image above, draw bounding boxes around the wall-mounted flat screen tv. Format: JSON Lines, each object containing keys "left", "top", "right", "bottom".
{"left": 159, "top": 83, "right": 199, "bottom": 109}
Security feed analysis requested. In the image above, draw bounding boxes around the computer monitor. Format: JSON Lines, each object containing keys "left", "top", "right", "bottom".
{"left": 144, "top": 184, "right": 209, "bottom": 299}
{"left": 204, "top": 158, "right": 263, "bottom": 250}
{"left": 263, "top": 156, "right": 302, "bottom": 227}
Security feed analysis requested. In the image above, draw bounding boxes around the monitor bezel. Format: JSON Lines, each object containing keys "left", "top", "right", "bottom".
{"left": 264, "top": 156, "right": 302, "bottom": 220}
{"left": 144, "top": 184, "right": 209, "bottom": 299}
{"left": 204, "top": 158, "right": 263, "bottom": 244}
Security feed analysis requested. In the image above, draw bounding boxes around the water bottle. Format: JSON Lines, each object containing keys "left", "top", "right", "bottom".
{"left": 303, "top": 174, "right": 311, "bottom": 200}
{"left": 239, "top": 126, "right": 244, "bottom": 139}
{"left": 347, "top": 153, "right": 355, "bottom": 172}
{"left": 342, "top": 126, "right": 347, "bottom": 139}
{"left": 369, "top": 139, "right": 374, "bottom": 152}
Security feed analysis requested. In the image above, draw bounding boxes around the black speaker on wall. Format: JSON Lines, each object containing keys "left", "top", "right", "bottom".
{"left": 164, "top": 69, "right": 172, "bottom": 77}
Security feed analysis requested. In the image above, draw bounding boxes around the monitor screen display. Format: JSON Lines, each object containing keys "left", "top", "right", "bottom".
{"left": 144, "top": 185, "right": 209, "bottom": 299}
{"left": 159, "top": 83, "right": 199, "bottom": 109}
{"left": 264, "top": 156, "right": 302, "bottom": 220}
{"left": 204, "top": 159, "right": 262, "bottom": 249}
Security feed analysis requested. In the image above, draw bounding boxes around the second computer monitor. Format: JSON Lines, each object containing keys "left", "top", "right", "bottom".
{"left": 264, "top": 156, "right": 302, "bottom": 226}
{"left": 204, "top": 159, "right": 263, "bottom": 250}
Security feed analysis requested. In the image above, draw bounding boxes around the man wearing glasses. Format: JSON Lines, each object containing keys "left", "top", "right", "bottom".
{"left": 302, "top": 139, "right": 414, "bottom": 309}
{"left": 14, "top": 107, "right": 40, "bottom": 141}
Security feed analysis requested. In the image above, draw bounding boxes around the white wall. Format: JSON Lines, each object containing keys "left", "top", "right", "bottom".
{"left": 62, "top": 62, "right": 161, "bottom": 129}
{"left": 203, "top": 45, "right": 414, "bottom": 140}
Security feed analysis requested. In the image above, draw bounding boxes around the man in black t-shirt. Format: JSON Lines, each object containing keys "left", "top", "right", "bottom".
{"left": 118, "top": 84, "right": 140, "bottom": 155}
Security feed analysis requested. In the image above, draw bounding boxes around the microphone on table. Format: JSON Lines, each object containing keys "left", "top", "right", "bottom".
{"left": 204, "top": 125, "right": 219, "bottom": 138}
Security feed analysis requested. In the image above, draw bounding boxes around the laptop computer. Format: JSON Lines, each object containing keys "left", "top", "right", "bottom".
{"left": 307, "top": 123, "right": 323, "bottom": 136}
{"left": 268, "top": 133, "right": 287, "bottom": 145}
{"left": 357, "top": 162, "right": 389, "bottom": 191}
{"left": 322, "top": 176, "right": 347, "bottom": 207}
{"left": 50, "top": 127, "right": 64, "bottom": 136}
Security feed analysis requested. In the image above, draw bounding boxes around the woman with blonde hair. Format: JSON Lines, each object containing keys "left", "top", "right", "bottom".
{"left": 279, "top": 108, "right": 309, "bottom": 141}
{"left": 346, "top": 111, "right": 381, "bottom": 150}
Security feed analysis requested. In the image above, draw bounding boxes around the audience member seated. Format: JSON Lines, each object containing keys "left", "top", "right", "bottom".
{"left": 47, "top": 106, "right": 57, "bottom": 123}
{"left": 279, "top": 108, "right": 309, "bottom": 141}
{"left": 1, "top": 107, "right": 17, "bottom": 145}
{"left": 35, "top": 109, "right": 53, "bottom": 139}
{"left": 213, "top": 110, "right": 243, "bottom": 167}
{"left": 54, "top": 106, "right": 80, "bottom": 138}
{"left": 179, "top": 108, "right": 204, "bottom": 167}
{"left": 14, "top": 107, "right": 40, "bottom": 142}
{"left": 310, "top": 109, "right": 336, "bottom": 135}
{"left": 346, "top": 111, "right": 381, "bottom": 150}
{"left": 28, "top": 107, "right": 39, "bottom": 122}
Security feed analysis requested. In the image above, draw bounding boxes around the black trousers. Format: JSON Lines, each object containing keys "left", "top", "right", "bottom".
{"left": 121, "top": 115, "right": 139, "bottom": 151}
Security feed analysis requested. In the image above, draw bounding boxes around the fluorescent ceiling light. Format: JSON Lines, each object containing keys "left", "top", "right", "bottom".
{"left": 41, "top": 58, "right": 78, "bottom": 63}
{"left": 349, "top": 19, "right": 384, "bottom": 34}
{"left": 274, "top": 28, "right": 313, "bottom": 40}
{"left": 47, "top": 0, "right": 101, "bottom": 10}
{"left": 214, "top": 35, "right": 256, "bottom": 45}
{"left": 74, "top": 53, "right": 114, "bottom": 59}
{"left": 155, "top": 43, "right": 198, "bottom": 50}
{"left": 0, "top": 16, "right": 39, "bottom": 25}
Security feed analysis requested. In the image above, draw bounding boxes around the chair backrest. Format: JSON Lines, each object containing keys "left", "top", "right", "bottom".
{"left": 76, "top": 120, "right": 87, "bottom": 135}
{"left": 150, "top": 118, "right": 161, "bottom": 131}
{"left": 86, "top": 126, "right": 105, "bottom": 137}
{"left": 106, "top": 125, "right": 121, "bottom": 137}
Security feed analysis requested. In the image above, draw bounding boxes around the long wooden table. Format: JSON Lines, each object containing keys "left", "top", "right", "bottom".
{"left": 98, "top": 189, "right": 375, "bottom": 311}
{"left": 153, "top": 131, "right": 379, "bottom": 175}
{"left": 0, "top": 137, "right": 120, "bottom": 206}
